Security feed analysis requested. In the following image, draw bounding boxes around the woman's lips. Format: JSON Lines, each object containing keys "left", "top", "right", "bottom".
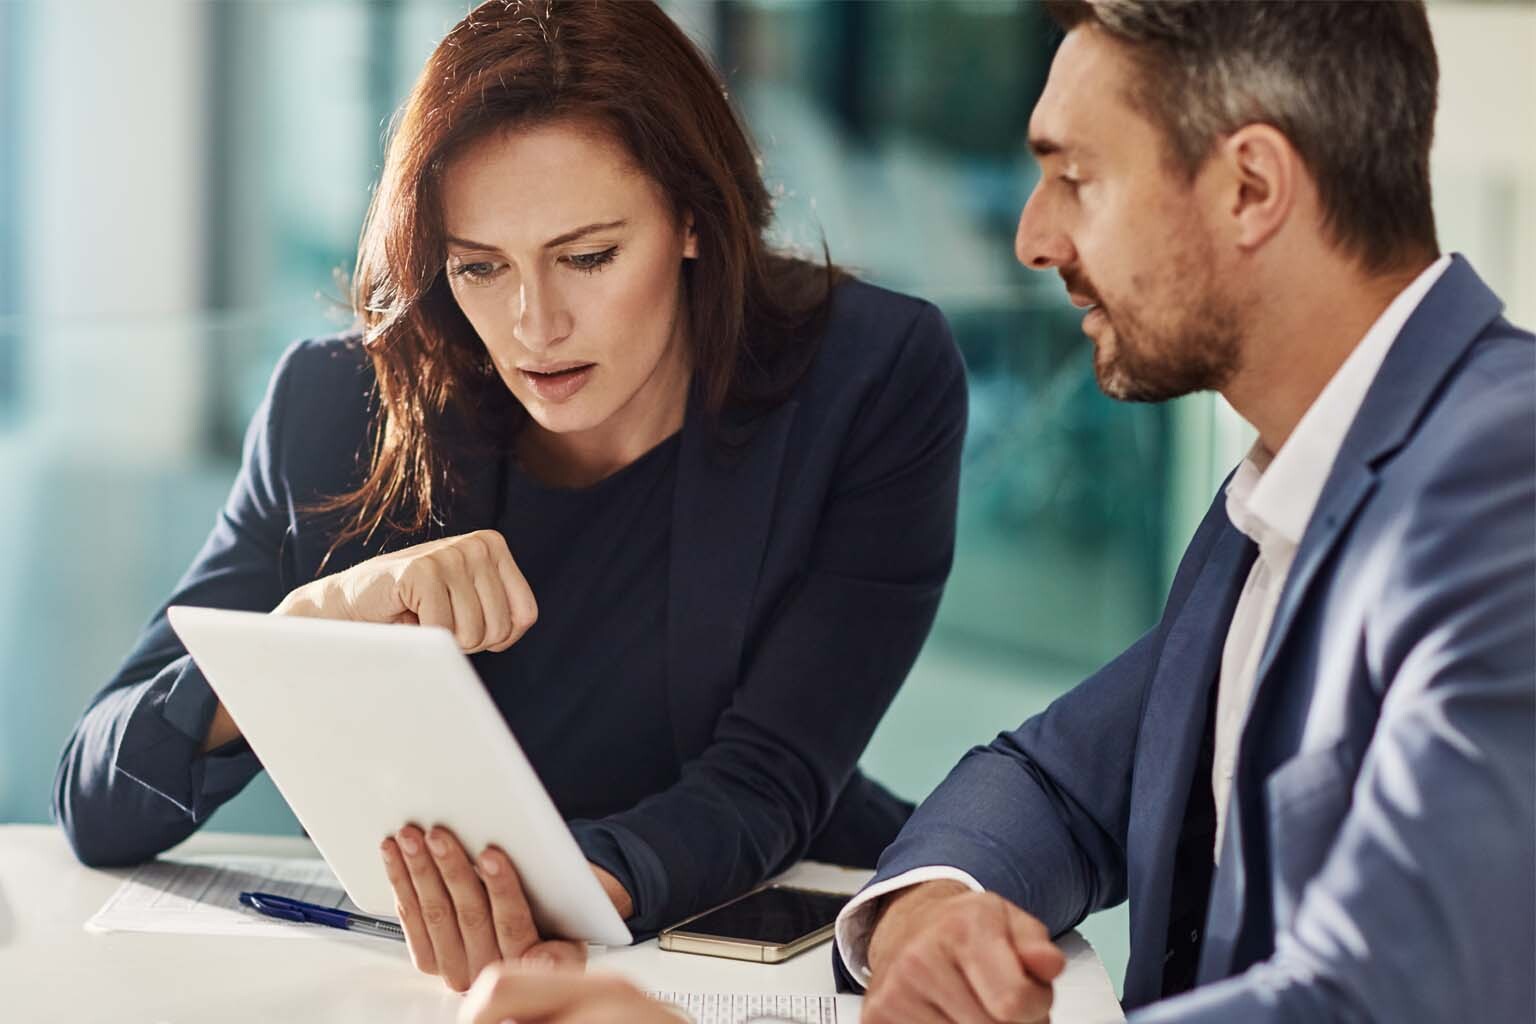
{"left": 519, "top": 363, "right": 595, "bottom": 403}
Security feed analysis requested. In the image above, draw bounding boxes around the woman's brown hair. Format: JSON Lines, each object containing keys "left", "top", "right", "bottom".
{"left": 320, "top": 0, "right": 839, "bottom": 555}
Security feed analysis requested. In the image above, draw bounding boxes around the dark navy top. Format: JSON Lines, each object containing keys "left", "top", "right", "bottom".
{"left": 55, "top": 278, "right": 967, "bottom": 935}
{"left": 477, "top": 434, "right": 680, "bottom": 822}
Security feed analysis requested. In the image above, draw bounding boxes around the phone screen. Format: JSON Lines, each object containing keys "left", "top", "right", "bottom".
{"left": 676, "top": 886, "right": 850, "bottom": 945}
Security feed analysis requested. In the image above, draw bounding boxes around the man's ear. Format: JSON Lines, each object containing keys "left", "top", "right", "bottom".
{"left": 1215, "top": 123, "right": 1299, "bottom": 254}
{"left": 682, "top": 210, "right": 699, "bottom": 259}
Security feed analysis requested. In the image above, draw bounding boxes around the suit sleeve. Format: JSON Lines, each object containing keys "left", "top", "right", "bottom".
{"left": 52, "top": 343, "right": 306, "bottom": 866}
{"left": 1130, "top": 366, "right": 1536, "bottom": 1023}
{"left": 569, "top": 302, "right": 967, "bottom": 933}
{"left": 827, "top": 471, "right": 1237, "bottom": 989}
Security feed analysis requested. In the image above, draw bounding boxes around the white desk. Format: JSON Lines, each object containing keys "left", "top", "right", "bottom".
{"left": 0, "top": 825, "right": 1125, "bottom": 1023}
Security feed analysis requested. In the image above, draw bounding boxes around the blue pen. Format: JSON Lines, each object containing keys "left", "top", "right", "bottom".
{"left": 239, "top": 891, "right": 406, "bottom": 942}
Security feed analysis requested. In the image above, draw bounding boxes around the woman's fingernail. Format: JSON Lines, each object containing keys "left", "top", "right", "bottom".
{"left": 479, "top": 852, "right": 500, "bottom": 876}
{"left": 427, "top": 832, "right": 448, "bottom": 856}
{"left": 522, "top": 952, "right": 553, "bottom": 969}
{"left": 399, "top": 832, "right": 420, "bottom": 856}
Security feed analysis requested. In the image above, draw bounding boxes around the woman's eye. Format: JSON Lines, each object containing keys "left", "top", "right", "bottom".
{"left": 448, "top": 260, "right": 502, "bottom": 284}
{"left": 563, "top": 247, "right": 619, "bottom": 274}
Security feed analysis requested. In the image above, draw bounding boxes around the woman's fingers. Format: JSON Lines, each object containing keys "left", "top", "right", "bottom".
{"left": 482, "top": 532, "right": 538, "bottom": 648}
{"left": 380, "top": 836, "right": 437, "bottom": 977}
{"left": 428, "top": 827, "right": 502, "bottom": 984}
{"left": 284, "top": 530, "right": 536, "bottom": 652}
{"left": 469, "top": 555, "right": 515, "bottom": 653}
{"left": 522, "top": 938, "right": 587, "bottom": 970}
{"left": 477, "top": 844, "right": 542, "bottom": 962}
{"left": 396, "top": 824, "right": 472, "bottom": 991}
{"left": 460, "top": 966, "right": 664, "bottom": 1024}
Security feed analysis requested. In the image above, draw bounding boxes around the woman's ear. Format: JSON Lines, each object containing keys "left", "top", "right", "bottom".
{"left": 682, "top": 210, "right": 699, "bottom": 259}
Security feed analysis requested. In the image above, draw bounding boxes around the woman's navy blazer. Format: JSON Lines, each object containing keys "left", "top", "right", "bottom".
{"left": 54, "top": 278, "right": 968, "bottom": 933}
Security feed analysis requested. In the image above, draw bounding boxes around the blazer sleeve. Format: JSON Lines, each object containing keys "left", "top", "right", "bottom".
{"left": 569, "top": 302, "right": 968, "bottom": 933}
{"left": 826, "top": 474, "right": 1242, "bottom": 988}
{"left": 1128, "top": 366, "right": 1536, "bottom": 1023}
{"left": 52, "top": 343, "right": 307, "bottom": 866}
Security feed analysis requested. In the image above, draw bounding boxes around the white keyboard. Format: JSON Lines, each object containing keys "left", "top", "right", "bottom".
{"left": 647, "top": 990, "right": 841, "bottom": 1023}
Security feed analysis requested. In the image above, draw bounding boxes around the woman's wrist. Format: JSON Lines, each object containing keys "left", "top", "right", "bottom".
{"left": 591, "top": 863, "right": 635, "bottom": 920}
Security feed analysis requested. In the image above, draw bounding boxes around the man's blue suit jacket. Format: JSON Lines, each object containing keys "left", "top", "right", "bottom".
{"left": 853, "top": 256, "right": 1535, "bottom": 1022}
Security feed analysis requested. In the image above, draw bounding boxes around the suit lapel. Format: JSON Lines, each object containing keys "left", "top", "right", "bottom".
{"left": 1124, "top": 522, "right": 1255, "bottom": 1002}
{"left": 1201, "top": 254, "right": 1506, "bottom": 980}
{"left": 666, "top": 393, "right": 798, "bottom": 759}
{"left": 1251, "top": 255, "right": 1502, "bottom": 697}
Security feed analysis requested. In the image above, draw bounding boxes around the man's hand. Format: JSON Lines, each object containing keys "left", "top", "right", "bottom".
{"left": 459, "top": 965, "right": 683, "bottom": 1024}
{"left": 862, "top": 881, "right": 1066, "bottom": 1024}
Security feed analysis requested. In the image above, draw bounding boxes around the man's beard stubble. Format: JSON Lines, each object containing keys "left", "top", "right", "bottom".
{"left": 1088, "top": 279, "right": 1243, "bottom": 404}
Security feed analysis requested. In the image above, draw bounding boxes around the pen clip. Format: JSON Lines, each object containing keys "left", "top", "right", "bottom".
{"left": 239, "top": 891, "right": 309, "bottom": 923}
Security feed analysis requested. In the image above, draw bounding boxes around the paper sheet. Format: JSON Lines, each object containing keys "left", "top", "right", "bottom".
{"left": 86, "top": 853, "right": 381, "bottom": 938}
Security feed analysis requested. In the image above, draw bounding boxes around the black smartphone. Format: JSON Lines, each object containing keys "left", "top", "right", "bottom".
{"left": 658, "top": 884, "right": 852, "bottom": 963}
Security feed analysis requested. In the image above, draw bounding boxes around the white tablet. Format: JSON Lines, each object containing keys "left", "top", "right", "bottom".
{"left": 166, "top": 605, "right": 632, "bottom": 946}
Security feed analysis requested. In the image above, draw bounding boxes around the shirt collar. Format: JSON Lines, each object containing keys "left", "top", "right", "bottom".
{"left": 1228, "top": 254, "right": 1451, "bottom": 554}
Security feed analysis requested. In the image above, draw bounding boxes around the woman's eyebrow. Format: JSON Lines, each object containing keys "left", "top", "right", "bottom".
{"left": 444, "top": 220, "right": 628, "bottom": 254}
{"left": 543, "top": 219, "right": 627, "bottom": 248}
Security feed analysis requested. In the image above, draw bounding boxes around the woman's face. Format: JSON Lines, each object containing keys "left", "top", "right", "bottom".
{"left": 440, "top": 119, "right": 697, "bottom": 451}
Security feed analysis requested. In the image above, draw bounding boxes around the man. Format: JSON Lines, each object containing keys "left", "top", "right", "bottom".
{"left": 455, "top": 2, "right": 1533, "bottom": 1021}
{"left": 835, "top": 2, "right": 1534, "bottom": 1022}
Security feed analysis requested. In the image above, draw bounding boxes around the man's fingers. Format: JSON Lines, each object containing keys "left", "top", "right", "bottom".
{"left": 380, "top": 836, "right": 437, "bottom": 976}
{"left": 1020, "top": 943, "right": 1067, "bottom": 983}
{"left": 1008, "top": 905, "right": 1067, "bottom": 983}
{"left": 952, "top": 904, "right": 1054, "bottom": 1022}
{"left": 398, "top": 824, "right": 471, "bottom": 991}
{"left": 428, "top": 827, "right": 501, "bottom": 982}
{"left": 479, "top": 844, "right": 540, "bottom": 961}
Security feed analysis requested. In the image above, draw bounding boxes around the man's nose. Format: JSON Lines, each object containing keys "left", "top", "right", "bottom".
{"left": 1014, "top": 184, "right": 1075, "bottom": 271}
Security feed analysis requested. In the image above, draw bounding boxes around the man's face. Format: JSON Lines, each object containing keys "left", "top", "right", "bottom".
{"left": 1016, "top": 27, "right": 1243, "bottom": 402}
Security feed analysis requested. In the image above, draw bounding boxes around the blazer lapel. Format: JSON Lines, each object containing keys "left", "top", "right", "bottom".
{"left": 1124, "top": 522, "right": 1255, "bottom": 1003}
{"left": 666, "top": 393, "right": 799, "bottom": 759}
{"left": 1252, "top": 255, "right": 1502, "bottom": 696}
{"left": 1201, "top": 254, "right": 1506, "bottom": 980}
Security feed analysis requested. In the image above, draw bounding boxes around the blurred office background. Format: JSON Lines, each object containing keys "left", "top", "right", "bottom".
{"left": 1, "top": 0, "right": 1531, "bottom": 992}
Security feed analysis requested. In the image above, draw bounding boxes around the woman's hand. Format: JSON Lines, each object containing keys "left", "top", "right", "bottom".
{"left": 278, "top": 530, "right": 538, "bottom": 653}
{"left": 460, "top": 965, "right": 685, "bottom": 1024}
{"left": 381, "top": 825, "right": 631, "bottom": 993}
{"left": 199, "top": 530, "right": 538, "bottom": 751}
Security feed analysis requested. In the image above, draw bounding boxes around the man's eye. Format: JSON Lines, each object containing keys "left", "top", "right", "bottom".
{"left": 564, "top": 247, "right": 619, "bottom": 274}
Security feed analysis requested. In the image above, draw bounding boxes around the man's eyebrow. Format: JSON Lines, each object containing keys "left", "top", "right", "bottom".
{"left": 444, "top": 220, "right": 628, "bottom": 254}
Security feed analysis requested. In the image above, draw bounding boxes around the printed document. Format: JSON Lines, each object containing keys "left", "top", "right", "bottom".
{"left": 86, "top": 853, "right": 368, "bottom": 937}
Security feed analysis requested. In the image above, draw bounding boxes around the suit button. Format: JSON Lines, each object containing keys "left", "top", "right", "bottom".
{"left": 1190, "top": 929, "right": 1200, "bottom": 943}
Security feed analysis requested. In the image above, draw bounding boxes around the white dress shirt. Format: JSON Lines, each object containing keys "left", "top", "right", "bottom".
{"left": 834, "top": 255, "right": 1452, "bottom": 987}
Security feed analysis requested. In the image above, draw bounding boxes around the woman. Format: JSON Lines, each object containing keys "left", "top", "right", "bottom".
{"left": 54, "top": 0, "right": 966, "bottom": 993}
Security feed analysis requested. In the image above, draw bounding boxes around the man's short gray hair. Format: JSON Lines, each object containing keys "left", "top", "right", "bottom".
{"left": 1044, "top": 0, "right": 1439, "bottom": 272}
